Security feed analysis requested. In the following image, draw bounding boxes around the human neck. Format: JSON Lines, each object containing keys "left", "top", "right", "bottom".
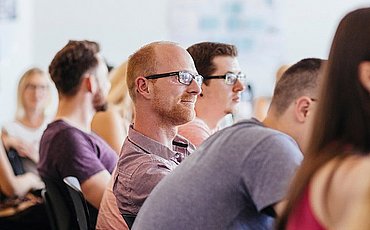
{"left": 55, "top": 96, "right": 94, "bottom": 133}
{"left": 19, "top": 110, "right": 44, "bottom": 128}
{"left": 133, "top": 110, "right": 177, "bottom": 149}
{"left": 263, "top": 111, "right": 298, "bottom": 145}
{"left": 195, "top": 103, "right": 224, "bottom": 130}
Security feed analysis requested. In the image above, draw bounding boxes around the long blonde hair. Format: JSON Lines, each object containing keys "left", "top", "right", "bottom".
{"left": 107, "top": 61, "right": 134, "bottom": 122}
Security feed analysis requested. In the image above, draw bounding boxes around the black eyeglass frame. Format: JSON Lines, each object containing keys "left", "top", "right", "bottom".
{"left": 203, "top": 72, "right": 246, "bottom": 85}
{"left": 145, "top": 71, "right": 203, "bottom": 86}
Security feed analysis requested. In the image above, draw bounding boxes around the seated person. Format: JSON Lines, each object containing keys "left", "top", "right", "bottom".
{"left": 2, "top": 67, "right": 54, "bottom": 175}
{"left": 178, "top": 42, "right": 245, "bottom": 147}
{"left": 0, "top": 132, "right": 48, "bottom": 230}
{"left": 132, "top": 58, "right": 324, "bottom": 229}
{"left": 113, "top": 41, "right": 200, "bottom": 218}
{"left": 277, "top": 8, "right": 370, "bottom": 230}
{"left": 37, "top": 40, "right": 117, "bottom": 229}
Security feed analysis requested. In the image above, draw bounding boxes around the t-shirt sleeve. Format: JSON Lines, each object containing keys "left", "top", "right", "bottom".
{"left": 2, "top": 121, "right": 16, "bottom": 136}
{"left": 50, "top": 128, "right": 107, "bottom": 183}
{"left": 241, "top": 134, "right": 303, "bottom": 212}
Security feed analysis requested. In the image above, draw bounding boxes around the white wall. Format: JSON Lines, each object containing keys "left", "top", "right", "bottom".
{"left": 0, "top": 0, "right": 369, "bottom": 125}
{"left": 0, "top": 0, "right": 34, "bottom": 125}
{"left": 280, "top": 0, "right": 370, "bottom": 62}
{"left": 33, "top": 0, "right": 169, "bottom": 68}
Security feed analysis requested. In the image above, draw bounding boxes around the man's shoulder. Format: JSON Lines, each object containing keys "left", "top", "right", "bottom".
{"left": 117, "top": 151, "right": 170, "bottom": 178}
{"left": 221, "top": 118, "right": 285, "bottom": 142}
{"left": 2, "top": 120, "right": 18, "bottom": 130}
{"left": 206, "top": 119, "right": 299, "bottom": 159}
{"left": 44, "top": 120, "right": 90, "bottom": 141}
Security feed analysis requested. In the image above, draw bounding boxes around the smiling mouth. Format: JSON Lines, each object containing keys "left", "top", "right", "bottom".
{"left": 232, "top": 97, "right": 240, "bottom": 102}
{"left": 181, "top": 100, "right": 195, "bottom": 103}
{"left": 181, "top": 97, "right": 196, "bottom": 102}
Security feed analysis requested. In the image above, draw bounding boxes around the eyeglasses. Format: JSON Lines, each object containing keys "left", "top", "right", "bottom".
{"left": 25, "top": 83, "right": 49, "bottom": 91}
{"left": 145, "top": 71, "right": 203, "bottom": 86}
{"left": 203, "top": 73, "right": 246, "bottom": 85}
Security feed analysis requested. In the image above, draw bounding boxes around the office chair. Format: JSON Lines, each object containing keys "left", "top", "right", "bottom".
{"left": 42, "top": 178, "right": 74, "bottom": 230}
{"left": 122, "top": 214, "right": 137, "bottom": 229}
{"left": 63, "top": 176, "right": 92, "bottom": 230}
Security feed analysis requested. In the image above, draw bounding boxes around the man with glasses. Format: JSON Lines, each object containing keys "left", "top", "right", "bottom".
{"left": 178, "top": 42, "right": 246, "bottom": 147}
{"left": 113, "top": 41, "right": 201, "bottom": 221}
{"left": 133, "top": 58, "right": 324, "bottom": 229}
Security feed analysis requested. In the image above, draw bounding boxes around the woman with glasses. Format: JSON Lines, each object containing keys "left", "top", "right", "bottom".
{"left": 1, "top": 68, "right": 54, "bottom": 175}
{"left": 277, "top": 8, "right": 370, "bottom": 230}
{"left": 0, "top": 68, "right": 53, "bottom": 229}
{"left": 178, "top": 42, "right": 246, "bottom": 147}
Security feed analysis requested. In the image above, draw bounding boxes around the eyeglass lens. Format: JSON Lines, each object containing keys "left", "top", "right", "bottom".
{"left": 179, "top": 72, "right": 203, "bottom": 86}
{"left": 225, "top": 73, "right": 246, "bottom": 85}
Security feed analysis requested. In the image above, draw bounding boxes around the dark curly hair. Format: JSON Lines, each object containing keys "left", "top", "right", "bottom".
{"left": 49, "top": 40, "right": 100, "bottom": 96}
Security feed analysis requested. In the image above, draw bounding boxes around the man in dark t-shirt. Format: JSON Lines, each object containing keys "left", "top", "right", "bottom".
{"left": 37, "top": 40, "right": 117, "bottom": 228}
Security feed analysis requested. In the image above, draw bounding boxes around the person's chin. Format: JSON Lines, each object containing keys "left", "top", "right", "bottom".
{"left": 178, "top": 110, "right": 194, "bottom": 125}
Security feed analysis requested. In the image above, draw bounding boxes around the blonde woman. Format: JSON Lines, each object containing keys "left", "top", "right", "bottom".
{"left": 92, "top": 61, "right": 133, "bottom": 154}
{"left": 1, "top": 68, "right": 53, "bottom": 175}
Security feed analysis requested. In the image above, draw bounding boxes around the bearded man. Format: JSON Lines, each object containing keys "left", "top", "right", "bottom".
{"left": 38, "top": 40, "right": 117, "bottom": 229}
{"left": 112, "top": 41, "right": 201, "bottom": 221}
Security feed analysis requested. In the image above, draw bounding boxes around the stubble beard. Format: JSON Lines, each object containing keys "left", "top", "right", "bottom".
{"left": 153, "top": 96, "right": 195, "bottom": 126}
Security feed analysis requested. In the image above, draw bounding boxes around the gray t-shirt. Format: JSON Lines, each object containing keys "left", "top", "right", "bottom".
{"left": 133, "top": 118, "right": 303, "bottom": 230}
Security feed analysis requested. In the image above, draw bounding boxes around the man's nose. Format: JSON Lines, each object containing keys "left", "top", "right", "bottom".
{"left": 187, "top": 78, "right": 201, "bottom": 95}
{"left": 233, "top": 79, "right": 246, "bottom": 92}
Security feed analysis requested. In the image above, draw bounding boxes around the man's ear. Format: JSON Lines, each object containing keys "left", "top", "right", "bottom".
{"left": 294, "top": 96, "right": 312, "bottom": 123}
{"left": 84, "top": 74, "right": 96, "bottom": 93}
{"left": 358, "top": 61, "right": 370, "bottom": 93}
{"left": 136, "top": 76, "right": 151, "bottom": 99}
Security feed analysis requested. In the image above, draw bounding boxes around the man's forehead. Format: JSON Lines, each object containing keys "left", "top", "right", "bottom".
{"left": 155, "top": 46, "right": 196, "bottom": 72}
{"left": 212, "top": 56, "right": 240, "bottom": 72}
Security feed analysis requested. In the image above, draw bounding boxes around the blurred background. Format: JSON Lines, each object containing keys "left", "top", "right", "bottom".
{"left": 0, "top": 0, "right": 369, "bottom": 124}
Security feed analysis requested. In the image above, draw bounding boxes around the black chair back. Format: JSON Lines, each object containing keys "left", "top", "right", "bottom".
{"left": 42, "top": 178, "right": 74, "bottom": 230}
{"left": 63, "top": 176, "right": 92, "bottom": 230}
{"left": 6, "top": 148, "right": 25, "bottom": 175}
{"left": 122, "top": 214, "right": 137, "bottom": 229}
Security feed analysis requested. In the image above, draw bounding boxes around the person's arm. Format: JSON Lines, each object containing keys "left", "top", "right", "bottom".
{"left": 92, "top": 107, "right": 126, "bottom": 154}
{"left": 51, "top": 128, "right": 117, "bottom": 209}
{"left": 0, "top": 141, "right": 44, "bottom": 197}
{"left": 241, "top": 133, "right": 303, "bottom": 217}
{"left": 1, "top": 129, "right": 39, "bottom": 163}
{"left": 81, "top": 170, "right": 111, "bottom": 209}
{"left": 273, "top": 200, "right": 288, "bottom": 217}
